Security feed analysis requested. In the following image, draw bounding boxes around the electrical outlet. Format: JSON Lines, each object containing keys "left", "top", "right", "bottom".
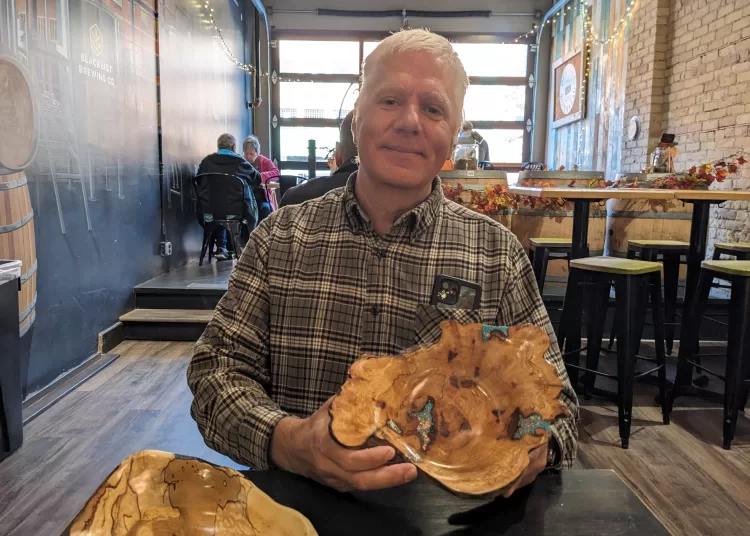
{"left": 161, "top": 241, "right": 172, "bottom": 256}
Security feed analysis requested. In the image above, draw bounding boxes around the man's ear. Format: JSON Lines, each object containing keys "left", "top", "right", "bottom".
{"left": 351, "top": 108, "right": 358, "bottom": 146}
{"left": 335, "top": 142, "right": 344, "bottom": 167}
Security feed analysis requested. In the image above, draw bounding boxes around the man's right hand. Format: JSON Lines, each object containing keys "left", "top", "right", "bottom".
{"left": 270, "top": 397, "right": 418, "bottom": 492}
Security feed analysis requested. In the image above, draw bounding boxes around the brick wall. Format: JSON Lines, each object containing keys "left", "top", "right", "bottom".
{"left": 622, "top": 0, "right": 671, "bottom": 173}
{"left": 662, "top": 0, "right": 750, "bottom": 248}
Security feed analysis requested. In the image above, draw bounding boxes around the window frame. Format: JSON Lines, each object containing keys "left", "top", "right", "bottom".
{"left": 270, "top": 31, "right": 534, "bottom": 173}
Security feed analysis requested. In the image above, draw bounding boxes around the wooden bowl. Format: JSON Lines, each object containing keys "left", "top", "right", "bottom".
{"left": 63, "top": 450, "right": 317, "bottom": 536}
{"left": 329, "top": 321, "right": 568, "bottom": 497}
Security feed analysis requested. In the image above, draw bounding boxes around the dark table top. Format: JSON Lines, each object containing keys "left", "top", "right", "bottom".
{"left": 244, "top": 469, "right": 670, "bottom": 536}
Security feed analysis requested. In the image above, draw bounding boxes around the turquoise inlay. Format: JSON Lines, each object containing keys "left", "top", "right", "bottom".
{"left": 513, "top": 413, "right": 552, "bottom": 440}
{"left": 482, "top": 325, "right": 509, "bottom": 341}
{"left": 386, "top": 419, "right": 403, "bottom": 435}
{"left": 408, "top": 398, "right": 435, "bottom": 452}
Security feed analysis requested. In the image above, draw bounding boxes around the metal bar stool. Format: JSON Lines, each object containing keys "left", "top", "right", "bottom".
{"left": 627, "top": 240, "right": 689, "bottom": 355}
{"left": 671, "top": 260, "right": 750, "bottom": 449}
{"left": 559, "top": 257, "right": 670, "bottom": 448}
{"left": 527, "top": 238, "right": 573, "bottom": 296}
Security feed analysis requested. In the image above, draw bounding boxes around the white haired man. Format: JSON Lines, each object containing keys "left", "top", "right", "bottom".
{"left": 188, "top": 29, "right": 578, "bottom": 494}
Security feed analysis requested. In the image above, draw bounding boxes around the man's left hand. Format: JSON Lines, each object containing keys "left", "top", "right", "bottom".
{"left": 501, "top": 442, "right": 548, "bottom": 498}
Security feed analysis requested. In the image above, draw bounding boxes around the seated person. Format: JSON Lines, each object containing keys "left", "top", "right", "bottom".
{"left": 196, "top": 133, "right": 261, "bottom": 260}
{"left": 243, "top": 135, "right": 279, "bottom": 223}
{"left": 188, "top": 29, "right": 577, "bottom": 494}
{"left": 280, "top": 111, "right": 359, "bottom": 207}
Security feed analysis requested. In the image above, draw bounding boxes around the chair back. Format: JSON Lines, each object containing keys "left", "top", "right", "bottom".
{"left": 279, "top": 175, "right": 301, "bottom": 199}
{"left": 194, "top": 173, "right": 250, "bottom": 220}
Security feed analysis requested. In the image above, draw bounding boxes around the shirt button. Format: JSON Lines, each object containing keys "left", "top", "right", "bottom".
{"left": 370, "top": 305, "right": 380, "bottom": 316}
{"left": 376, "top": 249, "right": 387, "bottom": 259}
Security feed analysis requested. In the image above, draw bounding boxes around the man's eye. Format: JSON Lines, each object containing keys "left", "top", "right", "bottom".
{"left": 426, "top": 106, "right": 442, "bottom": 115}
{"left": 383, "top": 98, "right": 397, "bottom": 106}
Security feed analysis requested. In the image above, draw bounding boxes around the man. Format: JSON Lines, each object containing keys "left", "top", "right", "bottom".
{"left": 188, "top": 29, "right": 578, "bottom": 494}
{"left": 459, "top": 121, "right": 490, "bottom": 162}
{"left": 196, "top": 133, "right": 261, "bottom": 259}
{"left": 280, "top": 111, "right": 359, "bottom": 206}
{"left": 243, "top": 135, "right": 279, "bottom": 222}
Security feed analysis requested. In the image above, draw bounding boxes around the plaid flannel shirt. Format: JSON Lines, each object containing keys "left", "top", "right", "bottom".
{"left": 188, "top": 175, "right": 579, "bottom": 470}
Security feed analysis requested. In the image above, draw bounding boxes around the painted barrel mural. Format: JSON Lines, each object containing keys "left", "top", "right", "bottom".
{"left": 0, "top": 55, "right": 39, "bottom": 396}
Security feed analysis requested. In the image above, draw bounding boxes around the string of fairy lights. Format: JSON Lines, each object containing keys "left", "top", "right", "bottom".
{"left": 202, "top": 0, "right": 637, "bottom": 82}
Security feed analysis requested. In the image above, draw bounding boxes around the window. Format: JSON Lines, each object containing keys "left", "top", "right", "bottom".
{"left": 36, "top": 16, "right": 46, "bottom": 38}
{"left": 451, "top": 43, "right": 527, "bottom": 77}
{"left": 280, "top": 40, "right": 359, "bottom": 75}
{"left": 48, "top": 18, "right": 57, "bottom": 42}
{"left": 279, "top": 82, "right": 357, "bottom": 120}
{"left": 280, "top": 127, "right": 339, "bottom": 163}
{"left": 273, "top": 36, "right": 532, "bottom": 170}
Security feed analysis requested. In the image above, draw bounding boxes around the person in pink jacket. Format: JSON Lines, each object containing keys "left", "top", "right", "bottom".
{"left": 243, "top": 135, "right": 280, "bottom": 221}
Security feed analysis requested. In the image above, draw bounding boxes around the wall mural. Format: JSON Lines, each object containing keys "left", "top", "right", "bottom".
{"left": 0, "top": 0, "right": 250, "bottom": 395}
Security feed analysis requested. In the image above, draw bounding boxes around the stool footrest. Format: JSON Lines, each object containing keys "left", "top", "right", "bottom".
{"left": 634, "top": 355, "right": 658, "bottom": 363}
{"left": 564, "top": 363, "right": 616, "bottom": 379}
{"left": 562, "top": 346, "right": 588, "bottom": 358}
{"left": 634, "top": 365, "right": 664, "bottom": 380}
{"left": 683, "top": 360, "right": 725, "bottom": 381}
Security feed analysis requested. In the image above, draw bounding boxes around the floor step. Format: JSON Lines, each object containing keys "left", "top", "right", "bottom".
{"left": 120, "top": 309, "right": 213, "bottom": 341}
{"left": 120, "top": 309, "right": 214, "bottom": 323}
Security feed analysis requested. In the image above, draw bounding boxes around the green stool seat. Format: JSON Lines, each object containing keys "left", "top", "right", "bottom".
{"left": 530, "top": 237, "right": 574, "bottom": 248}
{"left": 714, "top": 242, "right": 750, "bottom": 252}
{"left": 701, "top": 260, "right": 750, "bottom": 277}
{"left": 628, "top": 239, "right": 689, "bottom": 250}
{"left": 570, "top": 256, "right": 662, "bottom": 275}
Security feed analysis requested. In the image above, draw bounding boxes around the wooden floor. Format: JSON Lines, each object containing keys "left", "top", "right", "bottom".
{"left": 0, "top": 341, "right": 748, "bottom": 536}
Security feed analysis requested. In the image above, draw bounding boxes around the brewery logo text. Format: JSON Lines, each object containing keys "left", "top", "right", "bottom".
{"left": 77, "top": 25, "right": 115, "bottom": 87}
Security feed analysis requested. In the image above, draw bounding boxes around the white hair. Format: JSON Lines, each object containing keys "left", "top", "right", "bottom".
{"left": 359, "top": 29, "right": 469, "bottom": 132}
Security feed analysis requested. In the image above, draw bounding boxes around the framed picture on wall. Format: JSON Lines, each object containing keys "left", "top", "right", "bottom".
{"left": 551, "top": 48, "right": 587, "bottom": 129}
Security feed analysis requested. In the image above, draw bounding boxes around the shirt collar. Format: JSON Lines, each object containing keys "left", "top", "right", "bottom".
{"left": 342, "top": 172, "right": 443, "bottom": 240}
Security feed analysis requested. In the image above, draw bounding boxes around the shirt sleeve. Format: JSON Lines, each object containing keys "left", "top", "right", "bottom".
{"left": 187, "top": 221, "right": 289, "bottom": 469}
{"left": 495, "top": 236, "right": 579, "bottom": 469}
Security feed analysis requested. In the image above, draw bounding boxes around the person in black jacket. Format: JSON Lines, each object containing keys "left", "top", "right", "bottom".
{"left": 280, "top": 111, "right": 358, "bottom": 207}
{"left": 196, "top": 133, "right": 261, "bottom": 260}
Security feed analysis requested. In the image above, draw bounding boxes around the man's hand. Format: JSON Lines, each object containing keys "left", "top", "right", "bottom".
{"left": 501, "top": 442, "right": 548, "bottom": 498}
{"left": 270, "top": 397, "right": 418, "bottom": 492}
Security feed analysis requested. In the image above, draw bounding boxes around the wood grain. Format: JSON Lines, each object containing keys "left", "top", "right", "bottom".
{"left": 673, "top": 190, "right": 750, "bottom": 201}
{"left": 329, "top": 321, "right": 567, "bottom": 497}
{"left": 64, "top": 450, "right": 317, "bottom": 536}
{"left": 0, "top": 340, "right": 748, "bottom": 535}
{"left": 509, "top": 186, "right": 677, "bottom": 200}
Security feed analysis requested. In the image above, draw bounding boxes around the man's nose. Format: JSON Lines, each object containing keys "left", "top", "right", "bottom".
{"left": 393, "top": 102, "right": 421, "bottom": 135}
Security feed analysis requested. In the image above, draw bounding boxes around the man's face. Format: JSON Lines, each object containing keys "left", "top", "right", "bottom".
{"left": 244, "top": 147, "right": 258, "bottom": 163}
{"left": 353, "top": 51, "right": 460, "bottom": 192}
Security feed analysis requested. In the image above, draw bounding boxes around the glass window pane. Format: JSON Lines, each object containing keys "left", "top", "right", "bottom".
{"left": 280, "top": 82, "right": 358, "bottom": 120}
{"left": 364, "top": 41, "right": 527, "bottom": 77}
{"left": 477, "top": 130, "right": 524, "bottom": 164}
{"left": 280, "top": 127, "right": 339, "bottom": 162}
{"left": 451, "top": 43, "right": 527, "bottom": 77}
{"left": 280, "top": 40, "right": 360, "bottom": 74}
{"left": 463, "top": 85, "right": 525, "bottom": 122}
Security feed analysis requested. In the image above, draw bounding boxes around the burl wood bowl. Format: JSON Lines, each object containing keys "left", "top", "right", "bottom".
{"left": 329, "top": 321, "right": 568, "bottom": 497}
{"left": 63, "top": 450, "right": 317, "bottom": 536}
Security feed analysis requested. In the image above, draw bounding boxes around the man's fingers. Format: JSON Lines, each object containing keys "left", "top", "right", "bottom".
{"left": 327, "top": 443, "right": 396, "bottom": 472}
{"left": 348, "top": 462, "right": 418, "bottom": 491}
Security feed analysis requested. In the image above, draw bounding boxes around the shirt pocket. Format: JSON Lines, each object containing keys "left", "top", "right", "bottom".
{"left": 414, "top": 304, "right": 484, "bottom": 346}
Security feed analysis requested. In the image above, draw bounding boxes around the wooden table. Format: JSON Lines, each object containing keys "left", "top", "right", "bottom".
{"left": 244, "top": 470, "right": 669, "bottom": 535}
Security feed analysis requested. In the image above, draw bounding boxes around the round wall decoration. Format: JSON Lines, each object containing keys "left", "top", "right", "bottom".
{"left": 628, "top": 116, "right": 641, "bottom": 141}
